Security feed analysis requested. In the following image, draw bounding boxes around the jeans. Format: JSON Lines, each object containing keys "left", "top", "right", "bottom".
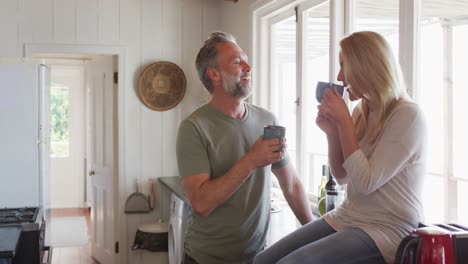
{"left": 184, "top": 248, "right": 264, "bottom": 264}
{"left": 253, "top": 218, "right": 387, "bottom": 264}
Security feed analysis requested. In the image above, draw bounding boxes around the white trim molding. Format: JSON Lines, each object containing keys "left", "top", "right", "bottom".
{"left": 399, "top": 0, "right": 420, "bottom": 99}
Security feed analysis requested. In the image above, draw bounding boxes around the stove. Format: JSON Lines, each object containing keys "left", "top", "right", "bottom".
{"left": 0, "top": 207, "right": 39, "bottom": 224}
{"left": 0, "top": 207, "right": 51, "bottom": 264}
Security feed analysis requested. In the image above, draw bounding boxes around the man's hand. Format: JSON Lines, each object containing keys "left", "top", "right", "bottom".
{"left": 245, "top": 135, "right": 285, "bottom": 168}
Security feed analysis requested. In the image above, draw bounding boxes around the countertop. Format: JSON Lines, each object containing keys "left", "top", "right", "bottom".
{"left": 0, "top": 225, "right": 22, "bottom": 259}
{"left": 158, "top": 176, "right": 189, "bottom": 205}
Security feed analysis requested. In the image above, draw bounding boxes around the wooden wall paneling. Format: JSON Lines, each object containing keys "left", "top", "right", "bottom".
{"left": 27, "top": 0, "right": 53, "bottom": 42}
{"left": 140, "top": 0, "right": 163, "bottom": 65}
{"left": 119, "top": 0, "right": 140, "bottom": 46}
{"left": 120, "top": 0, "right": 142, "bottom": 192}
{"left": 98, "top": 0, "right": 120, "bottom": 43}
{"left": 203, "top": 0, "right": 221, "bottom": 8}
{"left": 162, "top": 0, "right": 183, "bottom": 63}
{"left": 140, "top": 0, "right": 163, "bottom": 184}
{"left": 182, "top": 2, "right": 205, "bottom": 119}
{"left": 202, "top": 7, "right": 221, "bottom": 38}
{"left": 53, "top": 0, "right": 76, "bottom": 43}
{"left": 139, "top": 0, "right": 164, "bottom": 238}
{"left": 119, "top": 0, "right": 142, "bottom": 263}
{"left": 76, "top": 0, "right": 98, "bottom": 43}
{"left": 18, "top": 0, "right": 33, "bottom": 51}
{"left": 201, "top": 1, "right": 221, "bottom": 102}
{"left": 159, "top": 90, "right": 182, "bottom": 179}
{"left": 0, "top": 0, "right": 19, "bottom": 57}
{"left": 203, "top": 0, "right": 222, "bottom": 51}
{"left": 161, "top": 0, "right": 183, "bottom": 177}
{"left": 219, "top": 0, "right": 250, "bottom": 56}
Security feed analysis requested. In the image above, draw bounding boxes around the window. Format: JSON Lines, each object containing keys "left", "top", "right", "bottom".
{"left": 419, "top": 0, "right": 468, "bottom": 223}
{"left": 267, "top": 1, "right": 330, "bottom": 199}
{"left": 50, "top": 84, "right": 70, "bottom": 157}
{"left": 453, "top": 24, "right": 468, "bottom": 225}
{"left": 354, "top": 0, "right": 399, "bottom": 56}
{"left": 270, "top": 14, "right": 297, "bottom": 165}
{"left": 301, "top": 2, "right": 330, "bottom": 198}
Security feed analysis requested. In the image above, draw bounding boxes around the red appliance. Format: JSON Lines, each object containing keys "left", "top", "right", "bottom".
{"left": 395, "top": 223, "right": 468, "bottom": 264}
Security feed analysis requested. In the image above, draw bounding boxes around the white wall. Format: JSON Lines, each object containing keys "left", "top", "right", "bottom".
{"left": 219, "top": 0, "right": 268, "bottom": 107}
{"left": 0, "top": 0, "right": 220, "bottom": 263}
{"left": 220, "top": 1, "right": 257, "bottom": 64}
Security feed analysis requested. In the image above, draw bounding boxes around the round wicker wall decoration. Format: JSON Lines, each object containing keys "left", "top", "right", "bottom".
{"left": 138, "top": 61, "right": 186, "bottom": 111}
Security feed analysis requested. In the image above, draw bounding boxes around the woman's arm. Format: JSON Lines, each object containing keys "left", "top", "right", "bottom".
{"left": 318, "top": 88, "right": 360, "bottom": 179}
{"left": 342, "top": 104, "right": 426, "bottom": 195}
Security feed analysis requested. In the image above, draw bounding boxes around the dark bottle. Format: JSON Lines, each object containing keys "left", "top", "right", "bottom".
{"left": 325, "top": 172, "right": 338, "bottom": 212}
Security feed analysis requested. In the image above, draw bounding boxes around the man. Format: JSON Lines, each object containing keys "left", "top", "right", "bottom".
{"left": 176, "top": 31, "right": 313, "bottom": 264}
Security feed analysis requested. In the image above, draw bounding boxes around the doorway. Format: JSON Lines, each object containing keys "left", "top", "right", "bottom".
{"left": 41, "top": 55, "right": 116, "bottom": 264}
{"left": 25, "top": 43, "right": 122, "bottom": 264}
{"left": 49, "top": 61, "right": 86, "bottom": 209}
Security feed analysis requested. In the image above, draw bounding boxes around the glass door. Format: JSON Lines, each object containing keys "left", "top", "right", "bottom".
{"left": 269, "top": 0, "right": 331, "bottom": 199}
{"left": 300, "top": 1, "right": 330, "bottom": 198}
{"left": 270, "top": 13, "right": 297, "bottom": 166}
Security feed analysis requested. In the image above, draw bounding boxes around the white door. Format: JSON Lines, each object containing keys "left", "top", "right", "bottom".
{"left": 39, "top": 64, "right": 52, "bottom": 217}
{"left": 49, "top": 65, "right": 85, "bottom": 209}
{"left": 86, "top": 56, "right": 115, "bottom": 264}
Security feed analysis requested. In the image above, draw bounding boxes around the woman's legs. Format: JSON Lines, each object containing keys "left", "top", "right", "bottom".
{"left": 275, "top": 226, "right": 386, "bottom": 264}
{"left": 253, "top": 218, "right": 335, "bottom": 264}
{"left": 254, "top": 218, "right": 386, "bottom": 264}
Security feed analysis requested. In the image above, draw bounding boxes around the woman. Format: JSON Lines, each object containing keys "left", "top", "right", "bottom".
{"left": 253, "top": 31, "right": 427, "bottom": 264}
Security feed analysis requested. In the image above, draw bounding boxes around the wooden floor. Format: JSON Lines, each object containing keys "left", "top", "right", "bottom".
{"left": 49, "top": 208, "right": 100, "bottom": 264}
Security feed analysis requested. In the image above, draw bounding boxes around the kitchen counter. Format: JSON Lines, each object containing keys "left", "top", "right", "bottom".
{"left": 158, "top": 176, "right": 190, "bottom": 222}
{"left": 0, "top": 225, "right": 22, "bottom": 260}
{"left": 158, "top": 176, "right": 189, "bottom": 204}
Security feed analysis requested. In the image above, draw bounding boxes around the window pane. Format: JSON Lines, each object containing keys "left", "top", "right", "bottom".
{"left": 354, "top": 0, "right": 399, "bottom": 56}
{"left": 302, "top": 2, "right": 330, "bottom": 197}
{"left": 50, "top": 84, "right": 70, "bottom": 158}
{"left": 453, "top": 24, "right": 468, "bottom": 181}
{"left": 421, "top": 174, "right": 444, "bottom": 223}
{"left": 419, "top": 23, "right": 444, "bottom": 175}
{"left": 419, "top": 5, "right": 447, "bottom": 224}
{"left": 270, "top": 16, "right": 297, "bottom": 166}
{"left": 458, "top": 181, "right": 468, "bottom": 225}
{"left": 420, "top": 0, "right": 468, "bottom": 223}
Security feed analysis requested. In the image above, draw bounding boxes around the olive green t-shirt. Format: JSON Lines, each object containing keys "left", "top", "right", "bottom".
{"left": 176, "top": 103, "right": 289, "bottom": 264}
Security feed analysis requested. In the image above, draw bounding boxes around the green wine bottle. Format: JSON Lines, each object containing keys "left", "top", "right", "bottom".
{"left": 318, "top": 165, "right": 328, "bottom": 201}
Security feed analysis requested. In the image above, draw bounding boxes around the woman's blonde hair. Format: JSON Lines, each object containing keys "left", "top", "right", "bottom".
{"left": 340, "top": 31, "right": 410, "bottom": 144}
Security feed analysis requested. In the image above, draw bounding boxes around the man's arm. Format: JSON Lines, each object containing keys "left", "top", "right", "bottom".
{"left": 182, "top": 136, "right": 284, "bottom": 217}
{"left": 272, "top": 163, "right": 314, "bottom": 225}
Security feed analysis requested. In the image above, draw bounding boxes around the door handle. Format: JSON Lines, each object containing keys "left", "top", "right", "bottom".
{"left": 89, "top": 170, "right": 95, "bottom": 176}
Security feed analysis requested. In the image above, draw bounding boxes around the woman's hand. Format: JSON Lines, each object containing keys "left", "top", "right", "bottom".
{"left": 320, "top": 86, "right": 351, "bottom": 128}
{"left": 316, "top": 106, "right": 336, "bottom": 136}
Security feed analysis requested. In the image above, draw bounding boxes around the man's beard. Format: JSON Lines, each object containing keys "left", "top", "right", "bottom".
{"left": 221, "top": 71, "right": 252, "bottom": 99}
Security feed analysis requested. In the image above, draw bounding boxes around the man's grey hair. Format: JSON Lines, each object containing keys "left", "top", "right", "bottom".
{"left": 195, "top": 31, "right": 237, "bottom": 94}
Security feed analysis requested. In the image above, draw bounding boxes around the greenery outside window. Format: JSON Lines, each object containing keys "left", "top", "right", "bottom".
{"left": 50, "top": 84, "right": 70, "bottom": 158}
